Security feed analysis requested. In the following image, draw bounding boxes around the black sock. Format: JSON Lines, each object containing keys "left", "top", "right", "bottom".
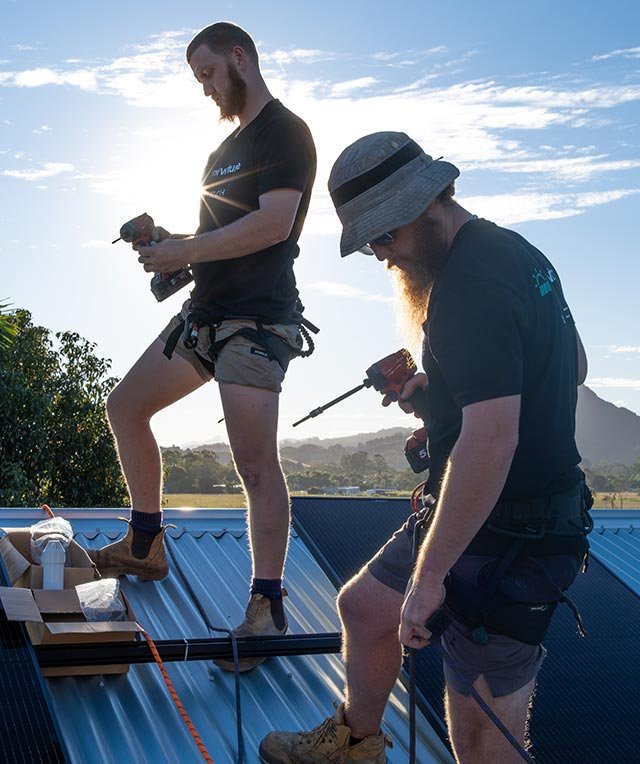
{"left": 130, "top": 509, "right": 162, "bottom": 534}
{"left": 349, "top": 736, "right": 364, "bottom": 746}
{"left": 250, "top": 577, "right": 283, "bottom": 599}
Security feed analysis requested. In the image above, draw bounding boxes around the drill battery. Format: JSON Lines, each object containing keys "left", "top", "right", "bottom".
{"left": 405, "top": 426, "right": 430, "bottom": 473}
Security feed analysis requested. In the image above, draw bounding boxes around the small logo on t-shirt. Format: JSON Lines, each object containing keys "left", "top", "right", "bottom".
{"left": 532, "top": 267, "right": 557, "bottom": 297}
{"left": 210, "top": 161, "right": 241, "bottom": 179}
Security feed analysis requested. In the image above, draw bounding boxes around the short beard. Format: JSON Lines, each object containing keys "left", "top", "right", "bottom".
{"left": 219, "top": 62, "right": 248, "bottom": 122}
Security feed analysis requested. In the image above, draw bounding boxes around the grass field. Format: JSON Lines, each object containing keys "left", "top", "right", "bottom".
{"left": 163, "top": 491, "right": 640, "bottom": 509}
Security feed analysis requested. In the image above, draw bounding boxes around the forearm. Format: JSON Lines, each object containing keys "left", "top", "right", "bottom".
{"left": 415, "top": 431, "right": 516, "bottom": 585}
{"left": 186, "top": 207, "right": 290, "bottom": 264}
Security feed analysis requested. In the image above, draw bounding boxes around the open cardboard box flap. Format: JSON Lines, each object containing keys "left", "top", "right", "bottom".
{"left": 0, "top": 527, "right": 140, "bottom": 676}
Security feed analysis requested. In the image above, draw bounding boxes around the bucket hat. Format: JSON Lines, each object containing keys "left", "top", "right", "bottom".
{"left": 328, "top": 131, "right": 460, "bottom": 256}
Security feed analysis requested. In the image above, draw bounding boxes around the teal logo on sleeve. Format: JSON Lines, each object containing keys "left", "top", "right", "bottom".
{"left": 532, "top": 267, "right": 557, "bottom": 297}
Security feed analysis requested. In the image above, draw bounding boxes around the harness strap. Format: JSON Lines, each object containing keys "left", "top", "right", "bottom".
{"left": 209, "top": 321, "right": 293, "bottom": 373}
{"left": 163, "top": 317, "right": 186, "bottom": 360}
{"left": 466, "top": 536, "right": 527, "bottom": 645}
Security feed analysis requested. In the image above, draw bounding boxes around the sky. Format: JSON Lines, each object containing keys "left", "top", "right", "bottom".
{"left": 2, "top": 0, "right": 639, "bottom": 448}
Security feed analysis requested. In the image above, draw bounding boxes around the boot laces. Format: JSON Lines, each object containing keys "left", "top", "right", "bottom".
{"left": 301, "top": 716, "right": 340, "bottom": 749}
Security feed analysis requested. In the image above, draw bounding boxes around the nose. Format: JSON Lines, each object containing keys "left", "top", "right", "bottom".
{"left": 373, "top": 247, "right": 387, "bottom": 263}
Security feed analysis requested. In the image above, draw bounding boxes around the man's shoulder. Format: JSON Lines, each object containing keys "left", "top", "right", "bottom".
{"left": 255, "top": 100, "right": 314, "bottom": 141}
{"left": 449, "top": 219, "right": 541, "bottom": 277}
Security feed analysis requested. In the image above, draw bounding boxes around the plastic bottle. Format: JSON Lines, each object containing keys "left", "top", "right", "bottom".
{"left": 42, "top": 540, "right": 66, "bottom": 589}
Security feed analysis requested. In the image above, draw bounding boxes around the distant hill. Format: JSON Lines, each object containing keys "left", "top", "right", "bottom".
{"left": 177, "top": 388, "right": 640, "bottom": 469}
{"left": 576, "top": 386, "right": 640, "bottom": 467}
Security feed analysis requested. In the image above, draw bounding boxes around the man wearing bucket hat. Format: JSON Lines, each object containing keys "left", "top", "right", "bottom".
{"left": 259, "top": 132, "right": 591, "bottom": 763}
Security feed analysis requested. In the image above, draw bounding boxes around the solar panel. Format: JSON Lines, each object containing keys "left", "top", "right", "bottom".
{"left": 0, "top": 554, "right": 69, "bottom": 764}
{"left": 292, "top": 496, "right": 640, "bottom": 763}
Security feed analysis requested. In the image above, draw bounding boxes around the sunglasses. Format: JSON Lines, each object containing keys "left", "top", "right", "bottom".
{"left": 358, "top": 231, "right": 395, "bottom": 256}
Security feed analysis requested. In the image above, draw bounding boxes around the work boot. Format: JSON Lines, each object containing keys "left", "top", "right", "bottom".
{"left": 259, "top": 703, "right": 392, "bottom": 764}
{"left": 214, "top": 592, "right": 288, "bottom": 673}
{"left": 87, "top": 521, "right": 169, "bottom": 581}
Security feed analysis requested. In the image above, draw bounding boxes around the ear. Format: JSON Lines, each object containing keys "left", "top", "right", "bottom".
{"left": 231, "top": 45, "right": 248, "bottom": 71}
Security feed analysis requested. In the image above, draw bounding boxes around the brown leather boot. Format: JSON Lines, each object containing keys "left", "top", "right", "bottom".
{"left": 87, "top": 522, "right": 169, "bottom": 581}
{"left": 214, "top": 592, "right": 288, "bottom": 673}
{"left": 259, "top": 703, "right": 392, "bottom": 763}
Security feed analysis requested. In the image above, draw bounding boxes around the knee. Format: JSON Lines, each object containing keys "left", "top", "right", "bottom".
{"left": 233, "top": 451, "right": 282, "bottom": 489}
{"left": 106, "top": 385, "right": 147, "bottom": 430}
{"left": 337, "top": 580, "right": 383, "bottom": 632}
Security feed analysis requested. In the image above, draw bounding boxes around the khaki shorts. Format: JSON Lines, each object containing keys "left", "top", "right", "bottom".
{"left": 158, "top": 301, "right": 303, "bottom": 392}
{"left": 368, "top": 506, "right": 583, "bottom": 697}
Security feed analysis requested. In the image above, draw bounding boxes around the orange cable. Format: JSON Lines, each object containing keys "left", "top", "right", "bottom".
{"left": 39, "top": 503, "right": 214, "bottom": 762}
{"left": 138, "top": 626, "right": 214, "bottom": 764}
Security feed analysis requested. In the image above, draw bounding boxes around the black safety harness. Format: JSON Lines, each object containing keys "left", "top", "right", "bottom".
{"left": 162, "top": 298, "right": 319, "bottom": 374}
{"left": 416, "top": 476, "right": 594, "bottom": 646}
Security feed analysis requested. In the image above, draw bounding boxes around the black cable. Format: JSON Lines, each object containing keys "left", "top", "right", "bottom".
{"left": 165, "top": 536, "right": 245, "bottom": 764}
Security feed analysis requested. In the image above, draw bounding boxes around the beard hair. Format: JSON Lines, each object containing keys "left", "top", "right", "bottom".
{"left": 391, "top": 262, "right": 435, "bottom": 352}
{"left": 219, "top": 62, "right": 248, "bottom": 122}
{"left": 390, "top": 210, "right": 450, "bottom": 350}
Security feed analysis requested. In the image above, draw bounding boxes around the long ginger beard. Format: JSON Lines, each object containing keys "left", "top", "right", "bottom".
{"left": 391, "top": 262, "right": 435, "bottom": 351}
{"left": 390, "top": 211, "right": 451, "bottom": 350}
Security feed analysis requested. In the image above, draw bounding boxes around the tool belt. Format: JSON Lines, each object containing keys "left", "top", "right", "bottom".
{"left": 162, "top": 300, "right": 318, "bottom": 373}
{"left": 465, "top": 478, "right": 593, "bottom": 557}
{"left": 417, "top": 476, "right": 593, "bottom": 645}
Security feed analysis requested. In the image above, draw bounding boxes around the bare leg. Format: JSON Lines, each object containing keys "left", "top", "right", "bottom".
{"left": 445, "top": 674, "right": 535, "bottom": 764}
{"left": 338, "top": 568, "right": 405, "bottom": 738}
{"left": 219, "top": 382, "right": 288, "bottom": 578}
{"left": 107, "top": 339, "right": 206, "bottom": 514}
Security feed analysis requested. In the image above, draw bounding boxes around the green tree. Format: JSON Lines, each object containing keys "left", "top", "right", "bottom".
{"left": 0, "top": 300, "right": 17, "bottom": 350}
{"left": 0, "top": 310, "right": 128, "bottom": 507}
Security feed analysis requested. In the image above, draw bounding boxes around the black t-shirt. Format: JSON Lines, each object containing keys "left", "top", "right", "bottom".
{"left": 190, "top": 99, "right": 316, "bottom": 322}
{"left": 423, "top": 219, "right": 582, "bottom": 500}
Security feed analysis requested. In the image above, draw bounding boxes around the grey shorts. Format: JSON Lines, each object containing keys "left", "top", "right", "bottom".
{"left": 158, "top": 300, "right": 303, "bottom": 391}
{"left": 368, "top": 507, "right": 583, "bottom": 698}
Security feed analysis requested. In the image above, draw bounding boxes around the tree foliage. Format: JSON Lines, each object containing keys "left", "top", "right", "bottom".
{"left": 0, "top": 310, "right": 128, "bottom": 507}
{"left": 162, "top": 447, "right": 241, "bottom": 493}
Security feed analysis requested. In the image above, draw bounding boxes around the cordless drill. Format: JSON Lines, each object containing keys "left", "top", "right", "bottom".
{"left": 113, "top": 213, "right": 194, "bottom": 302}
{"left": 293, "top": 349, "right": 428, "bottom": 427}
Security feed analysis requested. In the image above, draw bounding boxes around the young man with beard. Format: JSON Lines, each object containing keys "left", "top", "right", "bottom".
{"left": 259, "top": 132, "right": 591, "bottom": 763}
{"left": 90, "top": 23, "right": 316, "bottom": 670}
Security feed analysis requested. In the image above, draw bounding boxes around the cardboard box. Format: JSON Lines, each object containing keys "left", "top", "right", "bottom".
{"left": 0, "top": 528, "right": 141, "bottom": 676}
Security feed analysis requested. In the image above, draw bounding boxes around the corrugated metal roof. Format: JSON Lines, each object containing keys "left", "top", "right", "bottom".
{"left": 589, "top": 510, "right": 640, "bottom": 595}
{"left": 0, "top": 509, "right": 452, "bottom": 764}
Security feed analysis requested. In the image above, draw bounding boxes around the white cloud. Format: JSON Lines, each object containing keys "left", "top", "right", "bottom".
{"left": 587, "top": 377, "right": 640, "bottom": 390}
{"left": 305, "top": 281, "right": 392, "bottom": 303}
{"left": 593, "top": 47, "right": 640, "bottom": 61}
{"left": 331, "top": 77, "right": 378, "bottom": 96}
{"left": 610, "top": 346, "right": 640, "bottom": 354}
{"left": 463, "top": 189, "right": 639, "bottom": 225}
{"left": 2, "top": 162, "right": 74, "bottom": 181}
{"left": 262, "top": 49, "right": 331, "bottom": 66}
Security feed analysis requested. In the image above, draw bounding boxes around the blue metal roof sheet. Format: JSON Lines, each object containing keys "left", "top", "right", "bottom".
{"left": 589, "top": 510, "right": 640, "bottom": 595}
{"left": 0, "top": 509, "right": 452, "bottom": 764}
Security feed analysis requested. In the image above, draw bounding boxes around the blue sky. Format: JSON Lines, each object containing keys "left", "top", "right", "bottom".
{"left": 2, "top": 0, "right": 639, "bottom": 447}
